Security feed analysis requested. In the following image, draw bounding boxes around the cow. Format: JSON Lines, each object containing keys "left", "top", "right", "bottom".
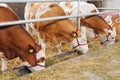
{"left": 60, "top": 1, "right": 98, "bottom": 25}
{"left": 81, "top": 15, "right": 116, "bottom": 44}
{"left": 0, "top": 3, "right": 45, "bottom": 72}
{"left": 60, "top": 1, "right": 116, "bottom": 44}
{"left": 100, "top": 13, "right": 120, "bottom": 35}
{"left": 24, "top": 2, "right": 89, "bottom": 54}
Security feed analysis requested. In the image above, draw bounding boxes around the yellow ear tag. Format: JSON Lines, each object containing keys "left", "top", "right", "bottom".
{"left": 73, "top": 33, "right": 77, "bottom": 37}
{"left": 29, "top": 49, "right": 34, "bottom": 53}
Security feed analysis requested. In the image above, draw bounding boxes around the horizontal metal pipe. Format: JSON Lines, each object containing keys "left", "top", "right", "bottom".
{"left": 0, "top": 0, "right": 78, "bottom": 3}
{"left": 98, "top": 8, "right": 120, "bottom": 10}
{"left": 0, "top": 10, "right": 120, "bottom": 27}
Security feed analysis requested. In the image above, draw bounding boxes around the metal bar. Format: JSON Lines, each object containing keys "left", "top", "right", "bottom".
{"left": 98, "top": 8, "right": 120, "bottom": 10}
{"left": 0, "top": 0, "right": 78, "bottom": 3}
{"left": 0, "top": 10, "right": 120, "bottom": 27}
{"left": 77, "top": 0, "right": 81, "bottom": 29}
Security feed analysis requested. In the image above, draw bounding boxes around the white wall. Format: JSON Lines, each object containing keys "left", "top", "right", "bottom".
{"left": 103, "top": 0, "right": 120, "bottom": 8}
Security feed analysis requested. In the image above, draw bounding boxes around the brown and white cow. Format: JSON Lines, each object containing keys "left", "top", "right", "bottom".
{"left": 100, "top": 13, "right": 120, "bottom": 35}
{"left": 60, "top": 1, "right": 98, "bottom": 25}
{"left": 81, "top": 15, "right": 116, "bottom": 44}
{"left": 24, "top": 2, "right": 89, "bottom": 54}
{"left": 0, "top": 3, "right": 45, "bottom": 72}
{"left": 60, "top": 1, "right": 116, "bottom": 44}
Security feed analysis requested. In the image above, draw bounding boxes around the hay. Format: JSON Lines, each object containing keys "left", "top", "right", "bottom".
{"left": 0, "top": 36, "right": 120, "bottom": 80}
{"left": 0, "top": 57, "right": 22, "bottom": 71}
{"left": 45, "top": 41, "right": 72, "bottom": 57}
{"left": 16, "top": 36, "right": 120, "bottom": 80}
{"left": 0, "top": 70, "right": 18, "bottom": 80}
{"left": 0, "top": 41, "right": 73, "bottom": 80}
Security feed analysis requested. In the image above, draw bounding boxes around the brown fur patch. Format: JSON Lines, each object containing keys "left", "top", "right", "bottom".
{"left": 91, "top": 9, "right": 97, "bottom": 13}
{"left": 37, "top": 57, "right": 45, "bottom": 63}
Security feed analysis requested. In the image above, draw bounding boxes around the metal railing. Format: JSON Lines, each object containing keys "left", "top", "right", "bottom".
{"left": 0, "top": 0, "right": 78, "bottom": 3}
{"left": 0, "top": 10, "right": 120, "bottom": 27}
{"left": 0, "top": 0, "right": 120, "bottom": 27}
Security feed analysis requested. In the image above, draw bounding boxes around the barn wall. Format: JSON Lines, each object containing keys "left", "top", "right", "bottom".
{"left": 87, "top": 1, "right": 102, "bottom": 7}
{"left": 7, "top": 3, "right": 26, "bottom": 19}
{"left": 103, "top": 0, "right": 120, "bottom": 8}
{"left": 6, "top": 0, "right": 120, "bottom": 19}
{"left": 102, "top": 0, "right": 120, "bottom": 14}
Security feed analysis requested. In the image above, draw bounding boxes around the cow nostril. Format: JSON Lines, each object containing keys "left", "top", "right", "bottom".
{"left": 74, "top": 50, "right": 83, "bottom": 55}
{"left": 37, "top": 57, "right": 45, "bottom": 63}
{"left": 77, "top": 51, "right": 83, "bottom": 56}
{"left": 101, "top": 42, "right": 104, "bottom": 45}
{"left": 112, "top": 37, "right": 114, "bottom": 39}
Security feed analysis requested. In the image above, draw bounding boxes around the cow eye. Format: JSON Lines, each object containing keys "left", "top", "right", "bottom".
{"left": 72, "top": 31, "right": 78, "bottom": 37}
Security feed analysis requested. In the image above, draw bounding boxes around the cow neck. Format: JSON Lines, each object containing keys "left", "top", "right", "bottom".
{"left": 82, "top": 16, "right": 113, "bottom": 33}
{"left": 81, "top": 18, "right": 92, "bottom": 29}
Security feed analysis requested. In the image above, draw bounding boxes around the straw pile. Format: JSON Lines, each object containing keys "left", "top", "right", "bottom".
{"left": 0, "top": 40, "right": 73, "bottom": 80}
{"left": 16, "top": 37, "right": 120, "bottom": 80}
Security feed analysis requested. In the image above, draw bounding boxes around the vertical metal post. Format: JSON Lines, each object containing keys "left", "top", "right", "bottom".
{"left": 77, "top": 0, "right": 81, "bottom": 29}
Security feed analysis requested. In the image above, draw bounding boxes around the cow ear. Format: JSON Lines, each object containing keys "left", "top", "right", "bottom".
{"left": 28, "top": 44, "right": 36, "bottom": 54}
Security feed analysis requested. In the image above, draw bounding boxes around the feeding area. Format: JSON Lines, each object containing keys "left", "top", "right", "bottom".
{"left": 0, "top": 36, "right": 120, "bottom": 80}
{"left": 17, "top": 39, "right": 120, "bottom": 80}
{"left": 0, "top": 0, "right": 120, "bottom": 80}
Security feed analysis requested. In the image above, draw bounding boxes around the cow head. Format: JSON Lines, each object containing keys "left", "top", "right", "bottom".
{"left": 71, "top": 26, "right": 88, "bottom": 53}
{"left": 24, "top": 2, "right": 89, "bottom": 54}
{"left": 80, "top": 15, "right": 117, "bottom": 45}
{"left": 22, "top": 44, "right": 45, "bottom": 72}
{"left": 0, "top": 4, "right": 46, "bottom": 72}
{"left": 99, "top": 27, "right": 116, "bottom": 45}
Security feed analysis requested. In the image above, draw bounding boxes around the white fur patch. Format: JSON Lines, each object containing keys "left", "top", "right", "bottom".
{"left": 105, "top": 15, "right": 113, "bottom": 26}
{"left": 71, "top": 26, "right": 88, "bottom": 53}
{"left": 0, "top": 52, "right": 4, "bottom": 58}
{"left": 71, "top": 38, "right": 88, "bottom": 53}
{"left": 60, "top": 2, "right": 98, "bottom": 25}
{"left": 86, "top": 27, "right": 95, "bottom": 39}
{"left": 30, "top": 49, "right": 45, "bottom": 72}
{"left": 0, "top": 3, "right": 8, "bottom": 8}
{"left": 24, "top": 3, "right": 52, "bottom": 47}
{"left": 35, "top": 3, "right": 51, "bottom": 18}
{"left": 36, "top": 49, "right": 45, "bottom": 60}
{"left": 0, "top": 52, "right": 7, "bottom": 71}
{"left": 24, "top": 3, "right": 31, "bottom": 20}
{"left": 22, "top": 49, "right": 45, "bottom": 72}
{"left": 37, "top": 33, "right": 46, "bottom": 52}
{"left": 1, "top": 57, "right": 7, "bottom": 71}
{"left": 29, "top": 65, "right": 45, "bottom": 72}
